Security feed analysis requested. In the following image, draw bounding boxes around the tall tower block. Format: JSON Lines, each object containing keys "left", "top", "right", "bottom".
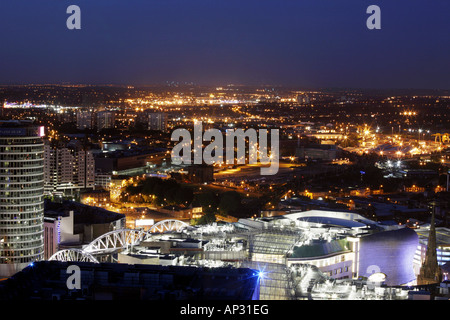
{"left": 0, "top": 120, "right": 45, "bottom": 277}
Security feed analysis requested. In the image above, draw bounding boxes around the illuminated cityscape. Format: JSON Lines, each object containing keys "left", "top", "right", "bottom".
{"left": 1, "top": 85, "right": 449, "bottom": 301}
{"left": 0, "top": 0, "right": 449, "bottom": 307}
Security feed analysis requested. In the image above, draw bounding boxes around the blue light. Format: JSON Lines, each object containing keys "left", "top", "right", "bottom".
{"left": 250, "top": 263, "right": 269, "bottom": 282}
{"left": 29, "top": 262, "right": 34, "bottom": 267}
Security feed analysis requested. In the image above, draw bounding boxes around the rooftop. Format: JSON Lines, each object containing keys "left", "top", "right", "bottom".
{"left": 44, "top": 200, "right": 125, "bottom": 225}
{"left": 0, "top": 261, "right": 260, "bottom": 300}
{"left": 0, "top": 119, "right": 35, "bottom": 127}
{"left": 289, "top": 239, "right": 350, "bottom": 259}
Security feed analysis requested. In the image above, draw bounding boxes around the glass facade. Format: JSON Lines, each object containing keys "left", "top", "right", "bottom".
{"left": 0, "top": 123, "right": 44, "bottom": 277}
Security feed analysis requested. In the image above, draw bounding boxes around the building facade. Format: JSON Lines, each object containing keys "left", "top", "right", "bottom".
{"left": 147, "top": 112, "right": 167, "bottom": 132}
{"left": 76, "top": 110, "right": 94, "bottom": 130}
{"left": 0, "top": 121, "right": 45, "bottom": 277}
{"left": 97, "top": 111, "right": 115, "bottom": 131}
{"left": 44, "top": 141, "right": 95, "bottom": 197}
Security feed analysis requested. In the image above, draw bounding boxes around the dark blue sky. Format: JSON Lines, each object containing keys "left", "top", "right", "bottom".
{"left": 0, "top": 0, "right": 449, "bottom": 89}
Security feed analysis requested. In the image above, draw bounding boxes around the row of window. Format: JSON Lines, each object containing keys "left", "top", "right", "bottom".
{"left": 1, "top": 182, "right": 43, "bottom": 189}
{"left": 327, "top": 266, "right": 350, "bottom": 277}
{"left": 0, "top": 254, "right": 43, "bottom": 264}
{"left": 0, "top": 137, "right": 43, "bottom": 143}
{"left": 0, "top": 191, "right": 43, "bottom": 204}
{"left": 0, "top": 196, "right": 43, "bottom": 205}
{"left": 0, "top": 249, "right": 44, "bottom": 259}
{"left": 0, "top": 146, "right": 43, "bottom": 153}
{"left": 0, "top": 189, "right": 44, "bottom": 198}
{"left": 0, "top": 175, "right": 44, "bottom": 183}
{"left": 0, "top": 218, "right": 43, "bottom": 226}
{"left": 1, "top": 239, "right": 44, "bottom": 250}
{"left": 0, "top": 212, "right": 43, "bottom": 220}
{"left": 0, "top": 155, "right": 43, "bottom": 162}
{"left": 0, "top": 168, "right": 43, "bottom": 176}
{"left": 0, "top": 202, "right": 43, "bottom": 210}
{"left": 0, "top": 162, "right": 44, "bottom": 170}
{"left": 0, "top": 226, "right": 44, "bottom": 237}
{"left": 0, "top": 232, "right": 43, "bottom": 242}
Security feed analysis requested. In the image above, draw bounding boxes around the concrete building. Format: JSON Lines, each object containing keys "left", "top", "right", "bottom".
{"left": 76, "top": 110, "right": 94, "bottom": 130}
{"left": 97, "top": 110, "right": 115, "bottom": 131}
{"left": 44, "top": 139, "right": 95, "bottom": 197}
{"left": 43, "top": 200, "right": 126, "bottom": 259}
{"left": 94, "top": 172, "right": 112, "bottom": 190}
{"left": 44, "top": 211, "right": 80, "bottom": 260}
{"left": 147, "top": 112, "right": 167, "bottom": 132}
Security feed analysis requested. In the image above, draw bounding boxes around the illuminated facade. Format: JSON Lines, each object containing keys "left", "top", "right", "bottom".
{"left": 0, "top": 121, "right": 45, "bottom": 277}
{"left": 44, "top": 142, "right": 95, "bottom": 197}
{"left": 147, "top": 112, "right": 167, "bottom": 132}
{"left": 76, "top": 110, "right": 93, "bottom": 130}
{"left": 413, "top": 227, "right": 450, "bottom": 282}
{"left": 97, "top": 110, "right": 115, "bottom": 131}
{"left": 47, "top": 210, "right": 437, "bottom": 299}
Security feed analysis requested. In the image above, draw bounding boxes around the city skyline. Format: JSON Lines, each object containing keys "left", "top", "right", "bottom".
{"left": 0, "top": 0, "right": 449, "bottom": 303}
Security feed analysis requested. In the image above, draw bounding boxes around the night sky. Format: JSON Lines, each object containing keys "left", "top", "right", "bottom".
{"left": 0, "top": 0, "right": 449, "bottom": 89}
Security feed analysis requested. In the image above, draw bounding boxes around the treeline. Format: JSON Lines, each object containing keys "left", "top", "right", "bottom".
{"left": 191, "top": 190, "right": 250, "bottom": 225}
{"left": 121, "top": 177, "right": 194, "bottom": 207}
{"left": 121, "top": 177, "right": 251, "bottom": 225}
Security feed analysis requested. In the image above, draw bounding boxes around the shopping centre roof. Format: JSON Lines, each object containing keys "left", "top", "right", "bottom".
{"left": 296, "top": 216, "right": 367, "bottom": 229}
{"left": 282, "top": 210, "right": 377, "bottom": 229}
{"left": 289, "top": 239, "right": 350, "bottom": 259}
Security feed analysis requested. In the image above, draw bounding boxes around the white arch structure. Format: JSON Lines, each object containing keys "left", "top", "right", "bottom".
{"left": 83, "top": 229, "right": 145, "bottom": 255}
{"left": 146, "top": 219, "right": 189, "bottom": 235}
{"left": 49, "top": 248, "right": 99, "bottom": 263}
{"left": 49, "top": 220, "right": 189, "bottom": 263}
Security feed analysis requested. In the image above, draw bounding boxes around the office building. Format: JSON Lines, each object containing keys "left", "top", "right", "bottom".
{"left": 97, "top": 110, "right": 115, "bottom": 131}
{"left": 148, "top": 112, "right": 167, "bottom": 132}
{"left": 44, "top": 141, "right": 95, "bottom": 197}
{"left": 76, "top": 110, "right": 94, "bottom": 130}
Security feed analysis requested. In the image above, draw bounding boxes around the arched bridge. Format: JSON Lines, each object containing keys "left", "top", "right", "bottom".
{"left": 49, "top": 219, "right": 190, "bottom": 263}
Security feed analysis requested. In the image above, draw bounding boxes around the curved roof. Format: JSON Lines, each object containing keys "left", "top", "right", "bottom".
{"left": 283, "top": 210, "right": 377, "bottom": 228}
{"left": 289, "top": 239, "right": 349, "bottom": 259}
{"left": 297, "top": 216, "right": 367, "bottom": 229}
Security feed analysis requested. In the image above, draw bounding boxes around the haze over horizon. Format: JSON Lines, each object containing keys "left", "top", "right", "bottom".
{"left": 0, "top": 0, "right": 449, "bottom": 90}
